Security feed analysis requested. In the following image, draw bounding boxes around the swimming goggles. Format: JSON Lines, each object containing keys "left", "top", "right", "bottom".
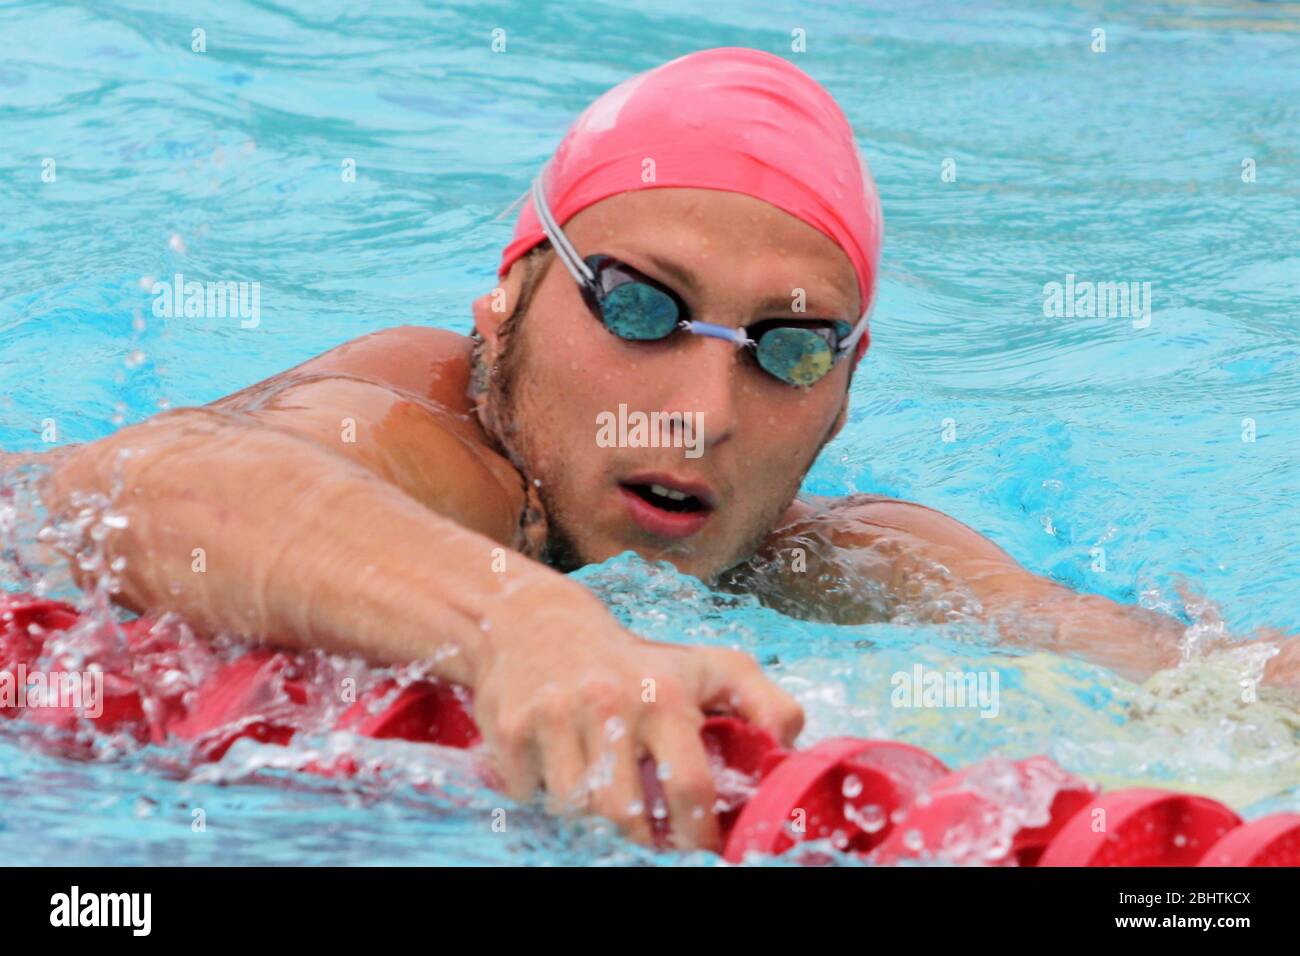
{"left": 529, "top": 171, "right": 868, "bottom": 387}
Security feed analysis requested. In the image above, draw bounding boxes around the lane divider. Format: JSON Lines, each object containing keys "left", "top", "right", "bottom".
{"left": 3, "top": 594, "right": 1296, "bottom": 865}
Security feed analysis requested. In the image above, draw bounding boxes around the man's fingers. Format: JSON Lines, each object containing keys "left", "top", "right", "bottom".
{"left": 699, "top": 648, "right": 804, "bottom": 746}
{"left": 484, "top": 732, "right": 541, "bottom": 804}
{"left": 582, "top": 719, "right": 654, "bottom": 846}
{"left": 643, "top": 714, "right": 720, "bottom": 852}
{"left": 536, "top": 724, "right": 590, "bottom": 816}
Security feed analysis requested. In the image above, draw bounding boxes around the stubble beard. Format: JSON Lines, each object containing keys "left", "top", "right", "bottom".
{"left": 475, "top": 327, "right": 839, "bottom": 583}
{"left": 475, "top": 326, "right": 590, "bottom": 573}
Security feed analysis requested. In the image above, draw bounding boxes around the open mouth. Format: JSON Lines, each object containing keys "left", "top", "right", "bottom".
{"left": 617, "top": 475, "right": 717, "bottom": 540}
{"left": 622, "top": 482, "right": 708, "bottom": 514}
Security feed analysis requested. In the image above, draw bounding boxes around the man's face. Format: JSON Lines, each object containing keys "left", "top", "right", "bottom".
{"left": 477, "top": 187, "right": 861, "bottom": 581}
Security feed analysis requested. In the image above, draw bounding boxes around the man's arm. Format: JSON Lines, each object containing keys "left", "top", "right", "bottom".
{"left": 28, "top": 350, "right": 801, "bottom": 849}
{"left": 746, "top": 494, "right": 1298, "bottom": 688}
{"left": 39, "top": 399, "right": 522, "bottom": 679}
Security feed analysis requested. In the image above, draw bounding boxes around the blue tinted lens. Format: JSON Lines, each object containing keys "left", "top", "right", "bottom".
{"left": 602, "top": 282, "right": 680, "bottom": 340}
{"left": 755, "top": 327, "right": 836, "bottom": 385}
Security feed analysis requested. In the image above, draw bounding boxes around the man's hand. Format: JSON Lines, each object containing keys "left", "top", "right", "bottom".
{"left": 471, "top": 601, "right": 804, "bottom": 851}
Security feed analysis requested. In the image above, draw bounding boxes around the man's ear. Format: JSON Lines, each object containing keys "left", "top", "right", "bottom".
{"left": 472, "top": 263, "right": 527, "bottom": 348}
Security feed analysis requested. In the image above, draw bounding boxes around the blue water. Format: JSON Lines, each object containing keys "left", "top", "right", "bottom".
{"left": 2, "top": 0, "right": 1298, "bottom": 865}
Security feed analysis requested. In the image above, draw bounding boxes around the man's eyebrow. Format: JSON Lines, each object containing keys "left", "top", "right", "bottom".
{"left": 642, "top": 252, "right": 700, "bottom": 294}
{"left": 641, "top": 251, "right": 854, "bottom": 319}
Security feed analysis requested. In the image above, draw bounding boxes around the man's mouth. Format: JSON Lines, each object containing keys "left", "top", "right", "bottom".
{"left": 618, "top": 475, "right": 717, "bottom": 539}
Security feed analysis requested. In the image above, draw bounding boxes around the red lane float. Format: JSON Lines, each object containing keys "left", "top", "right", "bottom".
{"left": 3, "top": 593, "right": 1298, "bottom": 866}
{"left": 0, "top": 596, "right": 79, "bottom": 688}
{"left": 723, "top": 738, "right": 948, "bottom": 862}
{"left": 168, "top": 650, "right": 305, "bottom": 761}
{"left": 1197, "top": 813, "right": 1300, "bottom": 867}
{"left": 336, "top": 679, "right": 481, "bottom": 748}
{"left": 870, "top": 756, "right": 1095, "bottom": 867}
{"left": 1, "top": 599, "right": 185, "bottom": 745}
{"left": 1038, "top": 789, "right": 1242, "bottom": 867}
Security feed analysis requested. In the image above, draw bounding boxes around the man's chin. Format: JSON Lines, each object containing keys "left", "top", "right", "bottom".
{"left": 605, "top": 537, "right": 743, "bottom": 583}
{"left": 547, "top": 525, "right": 732, "bottom": 581}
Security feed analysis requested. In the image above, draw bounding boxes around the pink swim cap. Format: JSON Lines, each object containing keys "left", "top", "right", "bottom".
{"left": 498, "top": 46, "right": 884, "bottom": 362}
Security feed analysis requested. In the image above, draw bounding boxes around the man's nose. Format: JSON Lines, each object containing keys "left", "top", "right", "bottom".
{"left": 654, "top": 333, "right": 745, "bottom": 452}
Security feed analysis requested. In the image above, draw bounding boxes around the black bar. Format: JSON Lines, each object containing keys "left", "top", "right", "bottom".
{"left": 0, "top": 865, "right": 1290, "bottom": 940}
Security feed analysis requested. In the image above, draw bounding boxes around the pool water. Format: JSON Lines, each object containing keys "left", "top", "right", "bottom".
{"left": 2, "top": 0, "right": 1299, "bottom": 865}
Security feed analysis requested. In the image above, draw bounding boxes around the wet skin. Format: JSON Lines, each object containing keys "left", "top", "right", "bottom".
{"left": 13, "top": 188, "right": 1300, "bottom": 850}
{"left": 214, "top": 189, "right": 1296, "bottom": 685}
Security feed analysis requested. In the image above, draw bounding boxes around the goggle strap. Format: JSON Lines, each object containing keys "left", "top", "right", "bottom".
{"left": 837, "top": 313, "right": 870, "bottom": 356}
{"left": 531, "top": 165, "right": 594, "bottom": 285}
{"left": 681, "top": 320, "right": 752, "bottom": 346}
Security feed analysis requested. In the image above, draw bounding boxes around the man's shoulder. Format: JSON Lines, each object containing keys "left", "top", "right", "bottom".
{"left": 760, "top": 492, "right": 914, "bottom": 556}
{"left": 302, "top": 325, "right": 475, "bottom": 405}
{"left": 773, "top": 493, "right": 1013, "bottom": 559}
{"left": 775, "top": 492, "right": 909, "bottom": 528}
{"left": 214, "top": 325, "right": 477, "bottom": 415}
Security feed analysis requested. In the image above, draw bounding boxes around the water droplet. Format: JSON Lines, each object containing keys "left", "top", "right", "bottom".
{"left": 860, "top": 804, "right": 887, "bottom": 833}
{"left": 168, "top": 233, "right": 187, "bottom": 254}
{"left": 604, "top": 715, "right": 627, "bottom": 743}
{"left": 842, "top": 774, "right": 863, "bottom": 799}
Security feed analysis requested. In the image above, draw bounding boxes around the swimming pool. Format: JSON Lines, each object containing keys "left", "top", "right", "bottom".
{"left": 2, "top": 0, "right": 1298, "bottom": 865}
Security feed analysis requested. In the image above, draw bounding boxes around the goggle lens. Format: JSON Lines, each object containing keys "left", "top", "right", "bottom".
{"left": 602, "top": 280, "right": 680, "bottom": 340}
{"left": 586, "top": 256, "right": 849, "bottom": 386}
{"left": 755, "top": 326, "right": 836, "bottom": 386}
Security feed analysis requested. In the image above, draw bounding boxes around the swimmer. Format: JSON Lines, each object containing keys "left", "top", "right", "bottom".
{"left": 19, "top": 48, "right": 1300, "bottom": 850}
